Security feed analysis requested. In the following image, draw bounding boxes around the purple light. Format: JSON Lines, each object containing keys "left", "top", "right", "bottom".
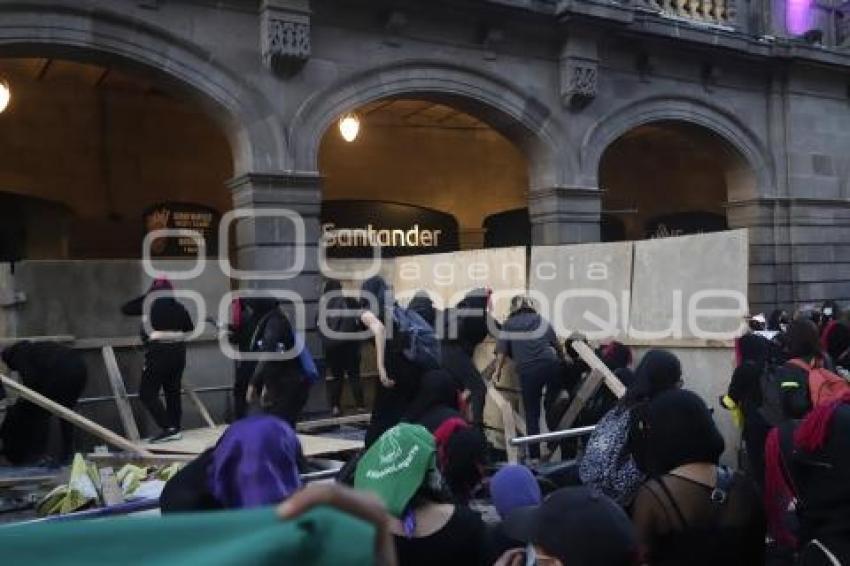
{"left": 787, "top": 0, "right": 813, "bottom": 36}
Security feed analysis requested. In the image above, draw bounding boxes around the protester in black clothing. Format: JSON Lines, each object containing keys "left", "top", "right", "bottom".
{"left": 764, "top": 396, "right": 850, "bottom": 563}
{"left": 228, "top": 297, "right": 279, "bottom": 420}
{"left": 579, "top": 349, "right": 683, "bottom": 505}
{"left": 121, "top": 278, "right": 193, "bottom": 443}
{"left": 404, "top": 369, "right": 467, "bottom": 432}
{"left": 495, "top": 295, "right": 565, "bottom": 460}
{"left": 768, "top": 308, "right": 790, "bottom": 333}
{"left": 631, "top": 389, "right": 765, "bottom": 566}
{"left": 360, "top": 276, "right": 424, "bottom": 447}
{"left": 407, "top": 291, "right": 438, "bottom": 328}
{"left": 0, "top": 341, "right": 87, "bottom": 464}
{"left": 498, "top": 486, "right": 637, "bottom": 566}
{"left": 441, "top": 288, "right": 495, "bottom": 430}
{"left": 724, "top": 332, "right": 772, "bottom": 485}
{"left": 319, "top": 279, "right": 365, "bottom": 417}
{"left": 245, "top": 301, "right": 316, "bottom": 426}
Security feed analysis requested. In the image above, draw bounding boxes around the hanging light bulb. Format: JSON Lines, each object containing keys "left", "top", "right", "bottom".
{"left": 0, "top": 78, "right": 10, "bottom": 114}
{"left": 338, "top": 112, "right": 360, "bottom": 142}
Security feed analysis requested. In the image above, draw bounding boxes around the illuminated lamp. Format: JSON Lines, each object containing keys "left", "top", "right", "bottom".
{"left": 0, "top": 78, "right": 10, "bottom": 113}
{"left": 339, "top": 113, "right": 360, "bottom": 142}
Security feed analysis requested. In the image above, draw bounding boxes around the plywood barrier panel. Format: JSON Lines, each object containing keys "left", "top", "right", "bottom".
{"left": 630, "top": 230, "right": 748, "bottom": 341}
{"left": 6, "top": 259, "right": 230, "bottom": 339}
{"left": 391, "top": 247, "right": 526, "bottom": 321}
{"left": 529, "top": 241, "right": 633, "bottom": 340}
{"left": 322, "top": 258, "right": 397, "bottom": 294}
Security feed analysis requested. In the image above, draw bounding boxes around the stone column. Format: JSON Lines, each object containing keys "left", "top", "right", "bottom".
{"left": 227, "top": 171, "right": 322, "bottom": 355}
{"left": 528, "top": 187, "right": 602, "bottom": 245}
{"left": 728, "top": 197, "right": 850, "bottom": 312}
{"left": 726, "top": 198, "right": 792, "bottom": 313}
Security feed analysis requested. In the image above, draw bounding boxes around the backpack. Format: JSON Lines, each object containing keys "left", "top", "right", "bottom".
{"left": 787, "top": 358, "right": 850, "bottom": 408}
{"left": 392, "top": 304, "right": 441, "bottom": 370}
{"left": 320, "top": 295, "right": 361, "bottom": 353}
{"left": 578, "top": 407, "right": 645, "bottom": 505}
{"left": 759, "top": 359, "right": 850, "bottom": 426}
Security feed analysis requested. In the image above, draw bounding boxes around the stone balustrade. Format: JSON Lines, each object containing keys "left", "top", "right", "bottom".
{"left": 639, "top": 0, "right": 737, "bottom": 27}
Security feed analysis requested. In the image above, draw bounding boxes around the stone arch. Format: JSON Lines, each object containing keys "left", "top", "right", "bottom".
{"left": 0, "top": 2, "right": 285, "bottom": 174}
{"left": 581, "top": 96, "right": 775, "bottom": 200}
{"left": 289, "top": 59, "right": 570, "bottom": 191}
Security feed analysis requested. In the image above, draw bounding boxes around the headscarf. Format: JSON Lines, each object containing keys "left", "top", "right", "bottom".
{"left": 404, "top": 369, "right": 462, "bottom": 424}
{"left": 637, "top": 389, "right": 725, "bottom": 476}
{"left": 207, "top": 415, "right": 303, "bottom": 509}
{"left": 601, "top": 341, "right": 633, "bottom": 372}
{"left": 490, "top": 464, "right": 542, "bottom": 519}
{"left": 434, "top": 419, "right": 486, "bottom": 503}
{"left": 622, "top": 349, "right": 682, "bottom": 407}
{"left": 408, "top": 291, "right": 437, "bottom": 328}
{"left": 735, "top": 333, "right": 770, "bottom": 369}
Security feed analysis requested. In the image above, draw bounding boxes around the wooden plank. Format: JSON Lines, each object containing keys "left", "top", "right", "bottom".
{"left": 136, "top": 426, "right": 364, "bottom": 458}
{"left": 557, "top": 369, "right": 605, "bottom": 431}
{"left": 183, "top": 380, "right": 216, "bottom": 429}
{"left": 296, "top": 413, "right": 371, "bottom": 431}
{"left": 0, "top": 475, "right": 57, "bottom": 488}
{"left": 486, "top": 384, "right": 523, "bottom": 464}
{"left": 0, "top": 373, "right": 154, "bottom": 458}
{"left": 101, "top": 346, "right": 141, "bottom": 442}
{"left": 137, "top": 426, "right": 225, "bottom": 455}
{"left": 572, "top": 341, "right": 627, "bottom": 399}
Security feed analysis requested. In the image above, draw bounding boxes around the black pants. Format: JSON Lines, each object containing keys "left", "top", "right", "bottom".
{"left": 233, "top": 360, "right": 258, "bottom": 420}
{"left": 140, "top": 344, "right": 186, "bottom": 430}
{"left": 442, "top": 342, "right": 486, "bottom": 429}
{"left": 365, "top": 352, "right": 422, "bottom": 447}
{"left": 519, "top": 360, "right": 563, "bottom": 459}
{"left": 325, "top": 343, "right": 364, "bottom": 410}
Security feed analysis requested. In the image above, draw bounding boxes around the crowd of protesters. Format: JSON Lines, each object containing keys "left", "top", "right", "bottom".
{"left": 2, "top": 274, "right": 850, "bottom": 565}
{"left": 159, "top": 279, "right": 850, "bottom": 564}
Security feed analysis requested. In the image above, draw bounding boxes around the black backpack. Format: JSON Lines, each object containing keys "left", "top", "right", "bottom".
{"left": 759, "top": 362, "right": 812, "bottom": 426}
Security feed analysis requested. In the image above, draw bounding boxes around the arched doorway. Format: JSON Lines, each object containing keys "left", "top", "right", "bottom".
{"left": 317, "top": 98, "right": 530, "bottom": 252}
{"left": 598, "top": 120, "right": 757, "bottom": 241}
{"left": 0, "top": 57, "right": 233, "bottom": 259}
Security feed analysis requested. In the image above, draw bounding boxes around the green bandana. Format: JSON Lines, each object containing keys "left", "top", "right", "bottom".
{"left": 354, "top": 423, "right": 436, "bottom": 517}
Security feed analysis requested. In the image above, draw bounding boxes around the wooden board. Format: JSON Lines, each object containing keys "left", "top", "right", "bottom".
{"left": 557, "top": 369, "right": 605, "bottom": 431}
{"left": 137, "top": 426, "right": 364, "bottom": 458}
{"left": 101, "top": 346, "right": 141, "bottom": 442}
{"left": 0, "top": 372, "right": 154, "bottom": 458}
{"left": 630, "top": 230, "right": 748, "bottom": 340}
{"left": 572, "top": 341, "right": 627, "bottom": 399}
{"left": 529, "top": 241, "right": 634, "bottom": 340}
{"left": 296, "top": 413, "right": 370, "bottom": 431}
{"left": 183, "top": 380, "right": 216, "bottom": 429}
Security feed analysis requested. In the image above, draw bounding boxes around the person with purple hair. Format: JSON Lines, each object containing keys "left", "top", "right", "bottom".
{"left": 160, "top": 414, "right": 303, "bottom": 512}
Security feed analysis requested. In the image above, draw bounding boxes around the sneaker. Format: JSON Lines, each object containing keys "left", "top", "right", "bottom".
{"left": 150, "top": 428, "right": 182, "bottom": 443}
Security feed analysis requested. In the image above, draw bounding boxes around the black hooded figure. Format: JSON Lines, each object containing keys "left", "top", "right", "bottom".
{"left": 228, "top": 297, "right": 279, "bottom": 420}
{"left": 361, "top": 275, "right": 425, "bottom": 447}
{"left": 121, "top": 277, "right": 193, "bottom": 442}
{"left": 246, "top": 301, "right": 312, "bottom": 426}
{"left": 1, "top": 341, "right": 88, "bottom": 464}
{"left": 319, "top": 279, "right": 365, "bottom": 416}
{"left": 440, "top": 288, "right": 495, "bottom": 429}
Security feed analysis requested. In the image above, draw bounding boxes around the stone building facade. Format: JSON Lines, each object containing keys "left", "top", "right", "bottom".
{"left": 3, "top": 0, "right": 850, "bottom": 323}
